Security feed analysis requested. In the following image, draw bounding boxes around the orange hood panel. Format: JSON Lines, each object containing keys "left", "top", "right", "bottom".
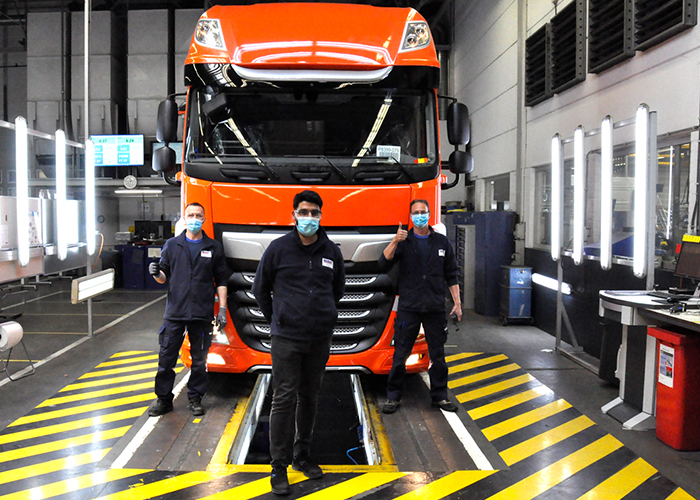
{"left": 185, "top": 3, "right": 438, "bottom": 71}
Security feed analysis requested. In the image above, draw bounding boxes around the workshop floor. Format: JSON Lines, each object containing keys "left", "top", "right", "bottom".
{"left": 0, "top": 281, "right": 699, "bottom": 499}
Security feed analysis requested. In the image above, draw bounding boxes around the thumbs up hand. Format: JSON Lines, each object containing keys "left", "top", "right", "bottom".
{"left": 393, "top": 222, "right": 408, "bottom": 244}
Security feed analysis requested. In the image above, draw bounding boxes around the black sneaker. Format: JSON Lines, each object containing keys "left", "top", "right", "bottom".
{"left": 382, "top": 399, "right": 400, "bottom": 414}
{"left": 432, "top": 399, "right": 459, "bottom": 412}
{"left": 292, "top": 453, "right": 323, "bottom": 479}
{"left": 148, "top": 398, "right": 173, "bottom": 417}
{"left": 188, "top": 399, "right": 205, "bottom": 416}
{"left": 270, "top": 465, "right": 290, "bottom": 495}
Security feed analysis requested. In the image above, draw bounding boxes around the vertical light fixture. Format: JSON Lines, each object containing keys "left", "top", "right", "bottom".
{"left": 572, "top": 126, "right": 586, "bottom": 265}
{"left": 666, "top": 146, "right": 674, "bottom": 240}
{"left": 600, "top": 116, "right": 613, "bottom": 270}
{"left": 55, "top": 129, "right": 67, "bottom": 260}
{"left": 86, "top": 139, "right": 96, "bottom": 255}
{"left": 633, "top": 104, "right": 650, "bottom": 278}
{"left": 551, "top": 134, "right": 563, "bottom": 261}
{"left": 15, "top": 117, "right": 29, "bottom": 267}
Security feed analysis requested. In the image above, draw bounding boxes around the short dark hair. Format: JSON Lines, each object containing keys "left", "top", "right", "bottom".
{"left": 410, "top": 199, "right": 430, "bottom": 211}
{"left": 185, "top": 202, "right": 205, "bottom": 214}
{"left": 293, "top": 190, "right": 323, "bottom": 209}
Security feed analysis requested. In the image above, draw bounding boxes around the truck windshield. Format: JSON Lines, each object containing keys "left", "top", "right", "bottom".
{"left": 184, "top": 88, "right": 438, "bottom": 185}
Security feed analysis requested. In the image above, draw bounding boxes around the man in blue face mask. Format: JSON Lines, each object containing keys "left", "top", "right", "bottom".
{"left": 379, "top": 199, "right": 462, "bottom": 415}
{"left": 148, "top": 202, "right": 229, "bottom": 417}
{"left": 252, "top": 190, "right": 345, "bottom": 495}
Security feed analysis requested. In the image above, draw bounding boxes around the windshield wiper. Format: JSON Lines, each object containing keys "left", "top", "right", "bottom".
{"left": 356, "top": 155, "right": 414, "bottom": 181}
{"left": 285, "top": 155, "right": 347, "bottom": 180}
{"left": 192, "top": 153, "right": 279, "bottom": 180}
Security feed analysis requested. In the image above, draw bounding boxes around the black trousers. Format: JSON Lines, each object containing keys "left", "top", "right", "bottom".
{"left": 386, "top": 309, "right": 448, "bottom": 402}
{"left": 269, "top": 335, "right": 331, "bottom": 468}
{"left": 154, "top": 319, "right": 212, "bottom": 402}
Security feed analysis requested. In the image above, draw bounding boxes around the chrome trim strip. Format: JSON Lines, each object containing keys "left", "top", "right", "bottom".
{"left": 248, "top": 364, "right": 371, "bottom": 374}
{"left": 222, "top": 231, "right": 394, "bottom": 262}
{"left": 232, "top": 65, "right": 392, "bottom": 83}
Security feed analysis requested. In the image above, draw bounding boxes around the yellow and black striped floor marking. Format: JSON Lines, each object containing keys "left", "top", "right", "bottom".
{"left": 0, "top": 351, "right": 697, "bottom": 499}
{"left": 443, "top": 352, "right": 696, "bottom": 500}
{"left": 0, "top": 350, "right": 184, "bottom": 500}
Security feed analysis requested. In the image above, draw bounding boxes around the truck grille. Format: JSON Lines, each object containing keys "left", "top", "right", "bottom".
{"left": 231, "top": 271, "right": 394, "bottom": 355}
{"left": 340, "top": 293, "right": 374, "bottom": 302}
{"left": 261, "top": 340, "right": 359, "bottom": 352}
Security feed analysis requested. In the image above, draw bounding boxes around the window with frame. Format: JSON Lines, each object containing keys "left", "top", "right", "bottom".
{"left": 533, "top": 161, "right": 573, "bottom": 249}
{"left": 486, "top": 174, "right": 511, "bottom": 211}
{"left": 532, "top": 139, "right": 691, "bottom": 267}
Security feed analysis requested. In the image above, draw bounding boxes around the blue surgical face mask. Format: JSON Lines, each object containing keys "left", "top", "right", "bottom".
{"left": 411, "top": 213, "right": 429, "bottom": 229}
{"left": 186, "top": 218, "right": 204, "bottom": 234}
{"left": 296, "top": 217, "right": 320, "bottom": 237}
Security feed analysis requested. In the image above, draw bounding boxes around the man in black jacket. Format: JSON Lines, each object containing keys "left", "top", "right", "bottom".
{"left": 148, "top": 202, "right": 228, "bottom": 417}
{"left": 379, "top": 199, "right": 462, "bottom": 415}
{"left": 252, "top": 190, "right": 345, "bottom": 496}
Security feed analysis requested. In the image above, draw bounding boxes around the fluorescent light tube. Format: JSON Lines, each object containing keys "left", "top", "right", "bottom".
{"left": 113, "top": 189, "right": 163, "bottom": 195}
{"left": 532, "top": 272, "right": 572, "bottom": 295}
{"left": 572, "top": 126, "right": 585, "bottom": 265}
{"left": 15, "top": 117, "right": 29, "bottom": 267}
{"left": 634, "top": 104, "right": 649, "bottom": 278}
{"left": 600, "top": 116, "right": 613, "bottom": 270}
{"left": 56, "top": 129, "right": 67, "bottom": 260}
{"left": 86, "top": 139, "right": 96, "bottom": 255}
{"left": 551, "top": 134, "right": 562, "bottom": 261}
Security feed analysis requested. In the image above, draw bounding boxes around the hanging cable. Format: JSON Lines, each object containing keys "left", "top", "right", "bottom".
{"left": 91, "top": 233, "right": 104, "bottom": 269}
{"left": 346, "top": 447, "right": 360, "bottom": 465}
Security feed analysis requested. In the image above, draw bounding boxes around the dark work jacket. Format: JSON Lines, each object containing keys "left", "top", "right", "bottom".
{"left": 159, "top": 230, "right": 229, "bottom": 321}
{"left": 252, "top": 227, "right": 345, "bottom": 340}
{"left": 378, "top": 227, "right": 460, "bottom": 312}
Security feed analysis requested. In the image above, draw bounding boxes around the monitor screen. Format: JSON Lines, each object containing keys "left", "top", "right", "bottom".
{"left": 674, "top": 239, "right": 700, "bottom": 280}
{"left": 92, "top": 135, "right": 144, "bottom": 166}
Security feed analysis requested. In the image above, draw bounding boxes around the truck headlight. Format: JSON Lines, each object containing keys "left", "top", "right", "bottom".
{"left": 406, "top": 354, "right": 423, "bottom": 366}
{"left": 195, "top": 19, "right": 226, "bottom": 50}
{"left": 207, "top": 353, "right": 226, "bottom": 365}
{"left": 402, "top": 21, "right": 430, "bottom": 51}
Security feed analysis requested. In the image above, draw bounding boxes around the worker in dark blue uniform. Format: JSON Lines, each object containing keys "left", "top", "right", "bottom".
{"left": 379, "top": 199, "right": 462, "bottom": 414}
{"left": 252, "top": 190, "right": 345, "bottom": 496}
{"left": 148, "top": 202, "right": 229, "bottom": 417}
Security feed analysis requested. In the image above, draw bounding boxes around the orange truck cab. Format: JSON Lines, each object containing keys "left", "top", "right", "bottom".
{"left": 153, "top": 2, "right": 471, "bottom": 374}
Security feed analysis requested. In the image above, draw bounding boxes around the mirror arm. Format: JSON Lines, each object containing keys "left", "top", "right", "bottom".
{"left": 437, "top": 94, "right": 457, "bottom": 104}
{"left": 163, "top": 171, "right": 181, "bottom": 187}
{"left": 441, "top": 173, "right": 460, "bottom": 190}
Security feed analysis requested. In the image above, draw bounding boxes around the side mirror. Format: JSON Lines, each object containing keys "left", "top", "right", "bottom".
{"left": 449, "top": 150, "right": 473, "bottom": 174}
{"left": 153, "top": 145, "right": 176, "bottom": 174}
{"left": 156, "top": 98, "right": 178, "bottom": 143}
{"left": 447, "top": 102, "right": 470, "bottom": 146}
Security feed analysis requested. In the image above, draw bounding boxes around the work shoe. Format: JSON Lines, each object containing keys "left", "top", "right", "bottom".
{"left": 188, "top": 399, "right": 205, "bottom": 416}
{"left": 148, "top": 398, "right": 173, "bottom": 417}
{"left": 292, "top": 453, "right": 323, "bottom": 479}
{"left": 432, "top": 399, "right": 459, "bottom": 412}
{"left": 382, "top": 399, "right": 400, "bottom": 414}
{"left": 270, "top": 465, "right": 290, "bottom": 495}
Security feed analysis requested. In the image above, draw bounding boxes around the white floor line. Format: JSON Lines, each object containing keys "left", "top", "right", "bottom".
{"left": 420, "top": 371, "right": 495, "bottom": 470}
{"left": 93, "top": 294, "right": 166, "bottom": 335}
{"left": 2, "top": 290, "right": 66, "bottom": 309}
{"left": 111, "top": 372, "right": 191, "bottom": 469}
{"left": 0, "top": 294, "right": 166, "bottom": 388}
